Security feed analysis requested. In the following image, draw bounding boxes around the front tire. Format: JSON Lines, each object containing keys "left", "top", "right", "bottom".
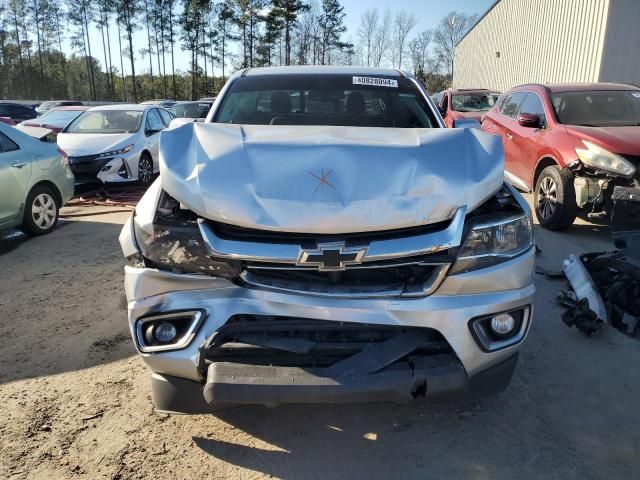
{"left": 138, "top": 153, "right": 154, "bottom": 185}
{"left": 22, "top": 185, "right": 59, "bottom": 236}
{"left": 534, "top": 165, "right": 577, "bottom": 230}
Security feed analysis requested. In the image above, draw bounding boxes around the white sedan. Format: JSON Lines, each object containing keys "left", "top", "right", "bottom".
{"left": 57, "top": 104, "right": 174, "bottom": 185}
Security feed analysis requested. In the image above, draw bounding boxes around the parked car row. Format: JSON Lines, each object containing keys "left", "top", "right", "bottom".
{"left": 0, "top": 96, "right": 218, "bottom": 238}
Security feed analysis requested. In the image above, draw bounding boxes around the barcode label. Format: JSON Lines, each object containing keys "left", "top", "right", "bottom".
{"left": 352, "top": 76, "right": 398, "bottom": 88}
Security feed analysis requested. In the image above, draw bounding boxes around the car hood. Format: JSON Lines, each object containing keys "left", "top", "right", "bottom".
{"left": 22, "top": 121, "right": 64, "bottom": 133}
{"left": 565, "top": 125, "right": 640, "bottom": 156}
{"left": 57, "top": 133, "right": 136, "bottom": 156}
{"left": 159, "top": 123, "right": 504, "bottom": 234}
{"left": 451, "top": 110, "right": 485, "bottom": 120}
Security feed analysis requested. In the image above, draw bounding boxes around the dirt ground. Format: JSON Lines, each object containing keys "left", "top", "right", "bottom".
{"left": 1, "top": 196, "right": 639, "bottom": 480}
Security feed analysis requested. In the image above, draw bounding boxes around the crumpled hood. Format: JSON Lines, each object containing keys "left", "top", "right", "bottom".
{"left": 159, "top": 123, "right": 504, "bottom": 233}
{"left": 57, "top": 132, "right": 135, "bottom": 156}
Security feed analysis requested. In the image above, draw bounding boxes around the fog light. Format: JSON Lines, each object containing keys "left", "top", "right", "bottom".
{"left": 154, "top": 322, "right": 177, "bottom": 343}
{"left": 490, "top": 313, "right": 516, "bottom": 336}
{"left": 136, "top": 310, "right": 205, "bottom": 353}
{"left": 469, "top": 307, "right": 530, "bottom": 352}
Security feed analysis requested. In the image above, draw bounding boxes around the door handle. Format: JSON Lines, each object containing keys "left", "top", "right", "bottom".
{"left": 505, "top": 133, "right": 513, "bottom": 140}
{"left": 11, "top": 162, "right": 27, "bottom": 168}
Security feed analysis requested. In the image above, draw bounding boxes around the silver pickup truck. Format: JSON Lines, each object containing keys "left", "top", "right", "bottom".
{"left": 119, "top": 66, "right": 535, "bottom": 413}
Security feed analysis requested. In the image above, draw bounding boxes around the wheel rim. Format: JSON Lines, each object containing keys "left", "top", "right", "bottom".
{"left": 537, "top": 176, "right": 557, "bottom": 220}
{"left": 139, "top": 157, "right": 153, "bottom": 184}
{"left": 31, "top": 193, "right": 57, "bottom": 229}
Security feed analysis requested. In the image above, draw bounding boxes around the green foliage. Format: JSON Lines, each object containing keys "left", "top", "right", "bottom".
{"left": 0, "top": 1, "right": 473, "bottom": 102}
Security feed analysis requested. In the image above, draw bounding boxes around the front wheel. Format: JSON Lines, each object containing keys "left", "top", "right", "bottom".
{"left": 22, "top": 185, "right": 59, "bottom": 236}
{"left": 534, "top": 165, "right": 577, "bottom": 230}
{"left": 138, "top": 153, "right": 154, "bottom": 185}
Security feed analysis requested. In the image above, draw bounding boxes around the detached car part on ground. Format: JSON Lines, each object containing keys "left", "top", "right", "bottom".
{"left": 119, "top": 67, "right": 535, "bottom": 413}
{"left": 560, "top": 186, "right": 640, "bottom": 337}
{"left": 0, "top": 123, "right": 74, "bottom": 235}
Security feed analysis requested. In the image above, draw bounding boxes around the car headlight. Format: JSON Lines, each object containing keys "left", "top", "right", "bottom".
{"left": 450, "top": 213, "right": 533, "bottom": 274}
{"left": 575, "top": 140, "right": 636, "bottom": 178}
{"left": 132, "top": 192, "right": 240, "bottom": 277}
{"left": 98, "top": 144, "right": 134, "bottom": 158}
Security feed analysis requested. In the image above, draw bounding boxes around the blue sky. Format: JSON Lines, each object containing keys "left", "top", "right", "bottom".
{"left": 81, "top": 0, "right": 494, "bottom": 76}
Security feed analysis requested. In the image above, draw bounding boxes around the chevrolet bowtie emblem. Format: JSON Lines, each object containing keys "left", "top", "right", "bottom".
{"left": 297, "top": 242, "right": 368, "bottom": 271}
{"left": 309, "top": 169, "right": 335, "bottom": 194}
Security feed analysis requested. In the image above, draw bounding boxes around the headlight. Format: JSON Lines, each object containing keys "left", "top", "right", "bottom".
{"left": 133, "top": 192, "right": 240, "bottom": 277}
{"left": 450, "top": 213, "right": 533, "bottom": 274}
{"left": 98, "top": 144, "right": 134, "bottom": 158}
{"left": 575, "top": 140, "right": 636, "bottom": 178}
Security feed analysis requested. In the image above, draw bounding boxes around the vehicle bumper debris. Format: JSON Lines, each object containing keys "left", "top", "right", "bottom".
{"left": 560, "top": 187, "right": 640, "bottom": 337}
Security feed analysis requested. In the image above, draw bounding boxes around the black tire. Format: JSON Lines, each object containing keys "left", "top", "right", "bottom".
{"left": 534, "top": 165, "right": 577, "bottom": 230}
{"left": 138, "top": 153, "right": 154, "bottom": 185}
{"left": 22, "top": 185, "right": 60, "bottom": 236}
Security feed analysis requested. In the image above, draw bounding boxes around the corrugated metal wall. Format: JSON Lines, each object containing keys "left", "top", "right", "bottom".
{"left": 454, "top": 0, "right": 611, "bottom": 91}
{"left": 598, "top": 0, "right": 640, "bottom": 84}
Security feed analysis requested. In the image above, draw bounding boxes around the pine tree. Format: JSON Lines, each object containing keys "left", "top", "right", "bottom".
{"left": 271, "top": 0, "right": 308, "bottom": 65}
{"left": 318, "top": 0, "right": 347, "bottom": 65}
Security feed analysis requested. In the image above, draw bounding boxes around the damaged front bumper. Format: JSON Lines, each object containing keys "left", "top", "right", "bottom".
{"left": 123, "top": 246, "right": 534, "bottom": 411}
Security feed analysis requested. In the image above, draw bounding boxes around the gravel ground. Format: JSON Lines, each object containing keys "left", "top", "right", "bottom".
{"left": 0, "top": 197, "right": 639, "bottom": 480}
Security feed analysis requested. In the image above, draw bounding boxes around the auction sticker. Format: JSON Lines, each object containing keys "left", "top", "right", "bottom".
{"left": 353, "top": 76, "right": 398, "bottom": 88}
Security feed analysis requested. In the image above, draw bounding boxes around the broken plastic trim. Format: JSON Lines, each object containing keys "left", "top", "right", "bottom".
{"left": 562, "top": 254, "right": 608, "bottom": 325}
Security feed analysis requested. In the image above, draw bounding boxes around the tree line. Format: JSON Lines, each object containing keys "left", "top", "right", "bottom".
{"left": 0, "top": 0, "right": 477, "bottom": 102}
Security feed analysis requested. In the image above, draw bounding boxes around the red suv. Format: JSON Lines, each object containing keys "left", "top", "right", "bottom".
{"left": 436, "top": 89, "right": 500, "bottom": 128}
{"left": 482, "top": 83, "right": 640, "bottom": 230}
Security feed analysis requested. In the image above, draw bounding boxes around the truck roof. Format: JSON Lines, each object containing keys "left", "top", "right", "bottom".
{"left": 241, "top": 65, "right": 407, "bottom": 77}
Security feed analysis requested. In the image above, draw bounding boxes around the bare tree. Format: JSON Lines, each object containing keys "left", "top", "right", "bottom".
{"left": 408, "top": 30, "right": 434, "bottom": 74}
{"left": 356, "top": 8, "right": 377, "bottom": 67}
{"left": 433, "top": 11, "right": 477, "bottom": 77}
{"left": 371, "top": 9, "right": 391, "bottom": 67}
{"left": 392, "top": 10, "right": 416, "bottom": 69}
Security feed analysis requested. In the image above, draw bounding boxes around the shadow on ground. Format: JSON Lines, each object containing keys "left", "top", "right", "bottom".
{"left": 0, "top": 216, "right": 134, "bottom": 384}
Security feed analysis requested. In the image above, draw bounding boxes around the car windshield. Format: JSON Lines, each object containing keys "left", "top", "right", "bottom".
{"left": 552, "top": 90, "right": 640, "bottom": 126}
{"left": 65, "top": 110, "right": 143, "bottom": 134}
{"left": 35, "top": 109, "right": 84, "bottom": 127}
{"left": 37, "top": 101, "right": 57, "bottom": 110}
{"left": 213, "top": 74, "right": 437, "bottom": 128}
{"left": 171, "top": 103, "right": 212, "bottom": 119}
{"left": 451, "top": 93, "right": 499, "bottom": 112}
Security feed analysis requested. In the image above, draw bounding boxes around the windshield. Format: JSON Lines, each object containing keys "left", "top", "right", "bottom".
{"left": 451, "top": 93, "right": 499, "bottom": 112}
{"left": 552, "top": 90, "right": 640, "bottom": 126}
{"left": 171, "top": 103, "right": 212, "bottom": 119}
{"left": 213, "top": 74, "right": 437, "bottom": 128}
{"left": 65, "top": 110, "right": 143, "bottom": 134}
{"left": 37, "top": 101, "right": 57, "bottom": 111}
{"left": 36, "top": 109, "right": 84, "bottom": 127}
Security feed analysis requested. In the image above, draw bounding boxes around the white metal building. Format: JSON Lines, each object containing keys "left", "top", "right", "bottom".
{"left": 453, "top": 0, "right": 640, "bottom": 91}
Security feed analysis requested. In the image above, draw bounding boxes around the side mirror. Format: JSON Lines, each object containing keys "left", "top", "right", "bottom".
{"left": 518, "top": 113, "right": 542, "bottom": 129}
